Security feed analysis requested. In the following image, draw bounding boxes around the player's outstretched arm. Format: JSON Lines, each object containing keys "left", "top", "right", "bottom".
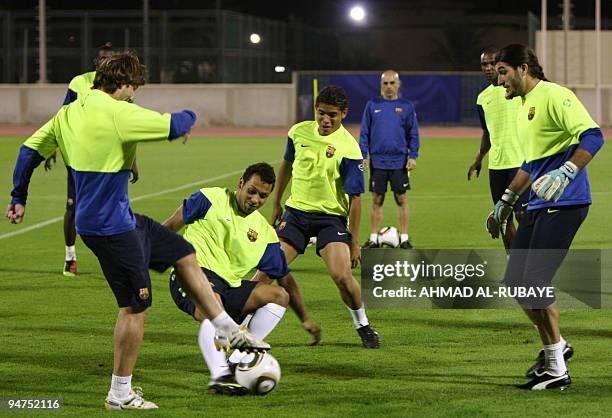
{"left": 271, "top": 159, "right": 293, "bottom": 225}
{"left": 8, "top": 134, "right": 55, "bottom": 224}
{"left": 254, "top": 270, "right": 321, "bottom": 345}
{"left": 281, "top": 273, "right": 320, "bottom": 342}
{"left": 117, "top": 107, "right": 196, "bottom": 143}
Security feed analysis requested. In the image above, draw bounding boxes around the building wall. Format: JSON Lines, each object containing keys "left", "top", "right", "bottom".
{"left": 0, "top": 84, "right": 296, "bottom": 127}
{"left": 536, "top": 31, "right": 612, "bottom": 85}
{"left": 0, "top": 80, "right": 610, "bottom": 127}
{"left": 535, "top": 30, "right": 612, "bottom": 126}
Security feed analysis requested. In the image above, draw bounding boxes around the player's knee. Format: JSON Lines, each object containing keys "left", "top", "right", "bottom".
{"left": 122, "top": 305, "right": 149, "bottom": 318}
{"left": 174, "top": 252, "right": 197, "bottom": 271}
{"left": 393, "top": 192, "right": 406, "bottom": 206}
{"left": 372, "top": 193, "right": 385, "bottom": 206}
{"left": 270, "top": 286, "right": 289, "bottom": 307}
{"left": 253, "top": 270, "right": 273, "bottom": 284}
{"left": 330, "top": 271, "right": 353, "bottom": 290}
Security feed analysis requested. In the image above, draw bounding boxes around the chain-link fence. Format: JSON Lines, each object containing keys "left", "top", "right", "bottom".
{"left": 0, "top": 8, "right": 327, "bottom": 84}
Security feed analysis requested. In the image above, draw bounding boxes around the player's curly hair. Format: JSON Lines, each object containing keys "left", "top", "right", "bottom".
{"left": 495, "top": 44, "right": 548, "bottom": 81}
{"left": 315, "top": 85, "right": 349, "bottom": 111}
{"left": 93, "top": 51, "right": 146, "bottom": 93}
{"left": 242, "top": 162, "right": 276, "bottom": 190}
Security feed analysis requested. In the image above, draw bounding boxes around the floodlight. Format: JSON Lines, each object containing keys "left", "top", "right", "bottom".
{"left": 349, "top": 6, "right": 366, "bottom": 22}
{"left": 249, "top": 33, "right": 261, "bottom": 44}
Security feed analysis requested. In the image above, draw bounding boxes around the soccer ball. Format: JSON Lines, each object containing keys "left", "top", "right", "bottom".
{"left": 235, "top": 352, "right": 281, "bottom": 395}
{"left": 379, "top": 226, "right": 399, "bottom": 248}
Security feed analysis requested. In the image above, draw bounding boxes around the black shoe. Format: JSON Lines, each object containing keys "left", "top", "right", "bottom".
{"left": 526, "top": 343, "right": 574, "bottom": 378}
{"left": 357, "top": 324, "right": 380, "bottom": 348}
{"left": 362, "top": 240, "right": 380, "bottom": 249}
{"left": 518, "top": 370, "right": 571, "bottom": 390}
{"left": 207, "top": 374, "right": 249, "bottom": 396}
{"left": 399, "top": 240, "right": 413, "bottom": 249}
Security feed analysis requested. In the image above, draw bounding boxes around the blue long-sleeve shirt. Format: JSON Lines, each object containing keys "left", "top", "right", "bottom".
{"left": 359, "top": 96, "right": 420, "bottom": 170}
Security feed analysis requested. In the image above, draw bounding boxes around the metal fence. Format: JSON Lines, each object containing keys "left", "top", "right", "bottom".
{"left": 0, "top": 8, "right": 327, "bottom": 84}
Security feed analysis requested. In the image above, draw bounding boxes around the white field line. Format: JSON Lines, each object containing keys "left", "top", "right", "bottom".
{"left": 0, "top": 161, "right": 280, "bottom": 241}
{"left": 1, "top": 162, "right": 609, "bottom": 240}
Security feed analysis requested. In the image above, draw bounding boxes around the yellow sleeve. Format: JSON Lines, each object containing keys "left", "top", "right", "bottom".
{"left": 114, "top": 102, "right": 171, "bottom": 143}
{"left": 23, "top": 116, "right": 59, "bottom": 159}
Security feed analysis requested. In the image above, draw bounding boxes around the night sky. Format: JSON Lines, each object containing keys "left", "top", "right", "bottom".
{"left": 1, "top": 0, "right": 608, "bottom": 27}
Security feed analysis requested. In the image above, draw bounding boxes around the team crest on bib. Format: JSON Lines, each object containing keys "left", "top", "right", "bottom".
{"left": 139, "top": 288, "right": 150, "bottom": 300}
{"left": 395, "top": 107, "right": 403, "bottom": 113}
{"left": 325, "top": 145, "right": 336, "bottom": 158}
{"left": 528, "top": 107, "right": 535, "bottom": 121}
{"left": 247, "top": 228, "right": 258, "bottom": 242}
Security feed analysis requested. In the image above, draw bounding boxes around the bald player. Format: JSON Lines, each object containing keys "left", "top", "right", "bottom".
{"left": 359, "top": 70, "right": 420, "bottom": 249}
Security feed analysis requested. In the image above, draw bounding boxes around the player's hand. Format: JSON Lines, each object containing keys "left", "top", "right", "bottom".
{"left": 486, "top": 189, "right": 517, "bottom": 239}
{"left": 406, "top": 158, "right": 417, "bottom": 171}
{"left": 44, "top": 153, "right": 57, "bottom": 172}
{"left": 531, "top": 161, "right": 578, "bottom": 202}
{"left": 129, "top": 163, "right": 140, "bottom": 184}
{"left": 350, "top": 241, "right": 361, "bottom": 268}
{"left": 178, "top": 129, "right": 192, "bottom": 144}
{"left": 467, "top": 159, "right": 482, "bottom": 180}
{"left": 302, "top": 319, "right": 321, "bottom": 346}
{"left": 6, "top": 203, "right": 26, "bottom": 224}
{"left": 362, "top": 159, "right": 369, "bottom": 171}
{"left": 270, "top": 203, "right": 283, "bottom": 226}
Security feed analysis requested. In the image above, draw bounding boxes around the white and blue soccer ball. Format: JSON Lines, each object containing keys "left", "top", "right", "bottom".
{"left": 379, "top": 226, "right": 400, "bottom": 248}
{"left": 235, "top": 352, "right": 281, "bottom": 395}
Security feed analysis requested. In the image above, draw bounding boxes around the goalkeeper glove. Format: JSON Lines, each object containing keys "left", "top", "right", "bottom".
{"left": 486, "top": 189, "right": 517, "bottom": 239}
{"left": 531, "top": 161, "right": 578, "bottom": 202}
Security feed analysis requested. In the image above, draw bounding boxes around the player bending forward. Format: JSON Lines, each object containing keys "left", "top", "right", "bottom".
{"left": 165, "top": 163, "right": 318, "bottom": 394}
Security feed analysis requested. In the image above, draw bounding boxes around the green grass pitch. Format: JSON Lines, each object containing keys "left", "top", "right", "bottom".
{"left": 0, "top": 135, "right": 611, "bottom": 416}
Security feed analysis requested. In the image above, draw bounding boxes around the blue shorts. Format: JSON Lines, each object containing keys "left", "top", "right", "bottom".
{"left": 369, "top": 167, "right": 410, "bottom": 194}
{"left": 488, "top": 168, "right": 529, "bottom": 213}
{"left": 169, "top": 267, "right": 257, "bottom": 323}
{"left": 81, "top": 214, "right": 195, "bottom": 309}
{"left": 504, "top": 205, "right": 589, "bottom": 308}
{"left": 276, "top": 206, "right": 351, "bottom": 255}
